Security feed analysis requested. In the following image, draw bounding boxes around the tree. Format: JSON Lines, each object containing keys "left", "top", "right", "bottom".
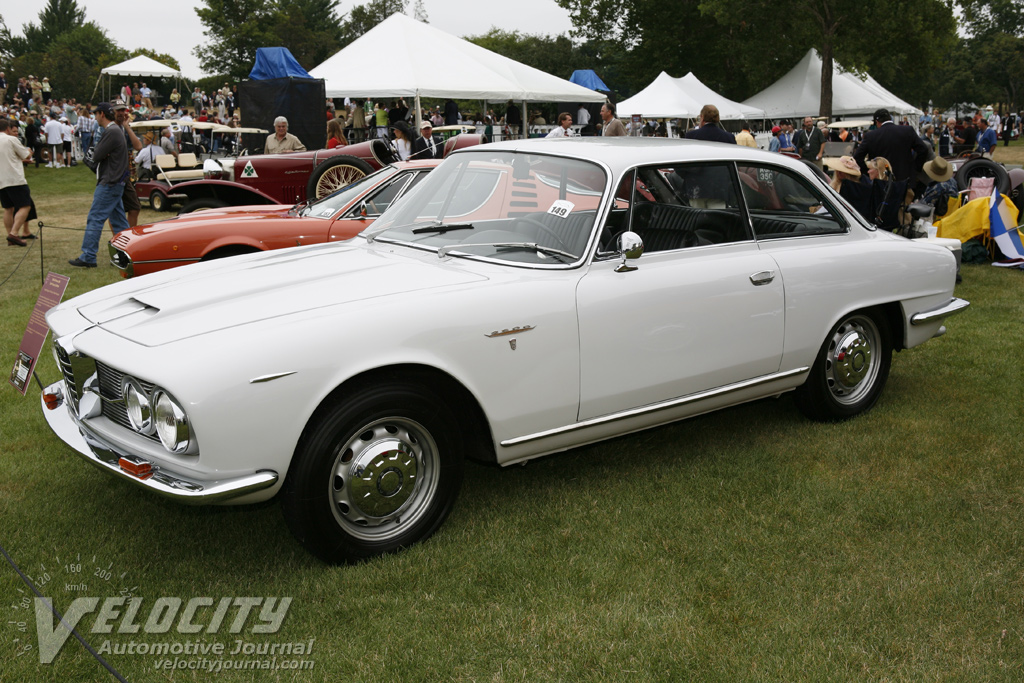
{"left": 273, "top": 0, "right": 344, "bottom": 68}
{"left": 20, "top": 0, "right": 85, "bottom": 54}
{"left": 339, "top": 0, "right": 406, "bottom": 47}
{"left": 193, "top": 0, "right": 277, "bottom": 80}
{"left": 465, "top": 29, "right": 582, "bottom": 81}
{"left": 412, "top": 0, "right": 428, "bottom": 23}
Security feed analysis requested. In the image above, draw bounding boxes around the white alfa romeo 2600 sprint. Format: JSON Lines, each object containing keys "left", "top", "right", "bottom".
{"left": 43, "top": 138, "right": 969, "bottom": 563}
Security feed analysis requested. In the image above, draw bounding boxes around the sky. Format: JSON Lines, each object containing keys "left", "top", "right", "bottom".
{"left": 4, "top": 0, "right": 575, "bottom": 80}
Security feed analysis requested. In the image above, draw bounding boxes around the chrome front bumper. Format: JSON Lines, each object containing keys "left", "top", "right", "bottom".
{"left": 910, "top": 297, "right": 971, "bottom": 326}
{"left": 41, "top": 380, "right": 278, "bottom": 503}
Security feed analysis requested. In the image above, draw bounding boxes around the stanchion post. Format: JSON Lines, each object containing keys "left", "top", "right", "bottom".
{"left": 38, "top": 221, "right": 44, "bottom": 285}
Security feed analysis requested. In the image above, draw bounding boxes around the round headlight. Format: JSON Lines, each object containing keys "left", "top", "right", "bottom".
{"left": 153, "top": 390, "right": 190, "bottom": 453}
{"left": 122, "top": 378, "right": 152, "bottom": 433}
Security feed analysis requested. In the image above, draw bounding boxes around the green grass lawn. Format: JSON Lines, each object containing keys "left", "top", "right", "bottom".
{"left": 1, "top": 167, "right": 1023, "bottom": 681}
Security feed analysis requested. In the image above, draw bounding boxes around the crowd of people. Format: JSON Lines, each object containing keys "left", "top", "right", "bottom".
{"left": 2, "top": 60, "right": 1020, "bottom": 264}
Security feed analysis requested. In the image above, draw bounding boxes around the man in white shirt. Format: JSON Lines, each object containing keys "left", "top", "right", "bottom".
{"left": 0, "top": 118, "right": 35, "bottom": 245}
{"left": 43, "top": 115, "right": 64, "bottom": 167}
{"left": 135, "top": 132, "right": 163, "bottom": 179}
{"left": 545, "top": 113, "right": 576, "bottom": 138}
{"left": 576, "top": 104, "right": 591, "bottom": 134}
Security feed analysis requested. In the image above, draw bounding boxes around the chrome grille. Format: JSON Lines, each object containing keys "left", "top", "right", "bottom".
{"left": 53, "top": 343, "right": 79, "bottom": 411}
{"left": 95, "top": 362, "right": 160, "bottom": 442}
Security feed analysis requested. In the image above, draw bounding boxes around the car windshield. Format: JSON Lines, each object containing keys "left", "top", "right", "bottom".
{"left": 366, "top": 151, "right": 607, "bottom": 265}
{"left": 298, "top": 166, "right": 400, "bottom": 218}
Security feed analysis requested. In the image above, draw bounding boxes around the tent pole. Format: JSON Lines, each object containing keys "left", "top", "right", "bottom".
{"left": 414, "top": 91, "right": 422, "bottom": 131}
{"left": 521, "top": 101, "right": 527, "bottom": 140}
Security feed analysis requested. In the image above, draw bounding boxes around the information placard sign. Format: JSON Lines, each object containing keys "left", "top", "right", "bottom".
{"left": 8, "top": 272, "right": 70, "bottom": 395}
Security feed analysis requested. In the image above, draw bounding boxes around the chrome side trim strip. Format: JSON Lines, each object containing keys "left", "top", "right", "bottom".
{"left": 249, "top": 371, "right": 297, "bottom": 384}
{"left": 910, "top": 297, "right": 970, "bottom": 325}
{"left": 132, "top": 257, "right": 203, "bottom": 265}
{"left": 500, "top": 367, "right": 809, "bottom": 447}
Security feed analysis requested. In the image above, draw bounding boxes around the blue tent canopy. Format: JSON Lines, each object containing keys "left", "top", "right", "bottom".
{"left": 249, "top": 47, "right": 313, "bottom": 80}
{"left": 569, "top": 70, "right": 610, "bottom": 92}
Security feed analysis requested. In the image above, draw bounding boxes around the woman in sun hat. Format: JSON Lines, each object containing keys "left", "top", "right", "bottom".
{"left": 824, "top": 155, "right": 865, "bottom": 192}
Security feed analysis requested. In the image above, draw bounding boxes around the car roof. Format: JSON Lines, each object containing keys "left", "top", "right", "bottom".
{"left": 460, "top": 137, "right": 809, "bottom": 175}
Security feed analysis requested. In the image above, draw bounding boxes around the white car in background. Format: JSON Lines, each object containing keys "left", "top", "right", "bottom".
{"left": 42, "top": 138, "right": 968, "bottom": 564}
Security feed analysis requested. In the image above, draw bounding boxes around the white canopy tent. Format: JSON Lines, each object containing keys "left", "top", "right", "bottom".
{"left": 742, "top": 49, "right": 923, "bottom": 120}
{"left": 308, "top": 13, "right": 605, "bottom": 131}
{"left": 616, "top": 72, "right": 764, "bottom": 137}
{"left": 93, "top": 55, "right": 185, "bottom": 102}
{"left": 610, "top": 72, "right": 704, "bottom": 119}
{"left": 678, "top": 73, "right": 765, "bottom": 120}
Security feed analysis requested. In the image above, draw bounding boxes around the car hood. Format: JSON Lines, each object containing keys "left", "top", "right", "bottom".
{"left": 129, "top": 205, "right": 296, "bottom": 235}
{"left": 72, "top": 243, "right": 488, "bottom": 346}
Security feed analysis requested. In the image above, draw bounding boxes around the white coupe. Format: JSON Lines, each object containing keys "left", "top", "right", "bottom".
{"left": 43, "top": 138, "right": 968, "bottom": 563}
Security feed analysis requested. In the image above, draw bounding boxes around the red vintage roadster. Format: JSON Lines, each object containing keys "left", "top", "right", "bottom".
{"left": 134, "top": 134, "right": 482, "bottom": 214}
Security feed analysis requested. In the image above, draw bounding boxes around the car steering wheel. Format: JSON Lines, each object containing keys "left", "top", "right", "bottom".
{"left": 515, "top": 216, "right": 571, "bottom": 253}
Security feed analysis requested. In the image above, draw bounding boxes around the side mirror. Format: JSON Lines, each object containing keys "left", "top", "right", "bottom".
{"left": 615, "top": 231, "right": 643, "bottom": 272}
{"left": 359, "top": 201, "right": 368, "bottom": 218}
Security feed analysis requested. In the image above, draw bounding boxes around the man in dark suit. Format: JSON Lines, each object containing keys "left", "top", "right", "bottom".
{"left": 684, "top": 105, "right": 736, "bottom": 144}
{"left": 410, "top": 121, "right": 443, "bottom": 160}
{"left": 853, "top": 108, "right": 930, "bottom": 182}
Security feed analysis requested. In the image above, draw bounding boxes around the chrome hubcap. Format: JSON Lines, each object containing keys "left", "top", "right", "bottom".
{"left": 329, "top": 417, "right": 438, "bottom": 540}
{"left": 825, "top": 316, "right": 879, "bottom": 404}
{"left": 315, "top": 165, "right": 365, "bottom": 198}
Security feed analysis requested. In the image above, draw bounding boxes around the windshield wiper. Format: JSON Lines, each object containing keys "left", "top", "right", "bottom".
{"left": 410, "top": 222, "right": 475, "bottom": 234}
{"left": 437, "top": 242, "right": 578, "bottom": 262}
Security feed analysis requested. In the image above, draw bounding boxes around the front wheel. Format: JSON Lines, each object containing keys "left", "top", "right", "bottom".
{"left": 281, "top": 383, "right": 463, "bottom": 564}
{"left": 795, "top": 311, "right": 892, "bottom": 421}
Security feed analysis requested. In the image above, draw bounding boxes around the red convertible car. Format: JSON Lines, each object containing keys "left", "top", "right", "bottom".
{"left": 134, "top": 134, "right": 482, "bottom": 214}
{"left": 110, "top": 161, "right": 439, "bottom": 277}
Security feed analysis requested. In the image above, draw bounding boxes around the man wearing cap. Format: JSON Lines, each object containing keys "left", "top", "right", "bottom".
{"left": 112, "top": 100, "right": 143, "bottom": 227}
{"left": 265, "top": 116, "right": 306, "bottom": 154}
{"left": 853, "top": 108, "right": 930, "bottom": 183}
{"left": 410, "top": 121, "right": 443, "bottom": 159}
{"left": 769, "top": 126, "right": 782, "bottom": 152}
{"left": 70, "top": 102, "right": 130, "bottom": 268}
{"left": 920, "top": 157, "right": 959, "bottom": 217}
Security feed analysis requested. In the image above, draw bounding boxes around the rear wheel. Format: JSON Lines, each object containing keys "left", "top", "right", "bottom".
{"left": 149, "top": 190, "right": 169, "bottom": 212}
{"left": 306, "top": 155, "right": 374, "bottom": 200}
{"left": 795, "top": 310, "right": 892, "bottom": 421}
{"left": 179, "top": 198, "right": 228, "bottom": 215}
{"left": 282, "top": 382, "right": 463, "bottom": 564}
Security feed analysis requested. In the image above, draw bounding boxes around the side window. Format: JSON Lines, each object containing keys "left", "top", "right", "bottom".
{"left": 736, "top": 164, "right": 847, "bottom": 239}
{"left": 598, "top": 170, "right": 635, "bottom": 253}
{"left": 627, "top": 162, "right": 750, "bottom": 253}
{"left": 360, "top": 174, "right": 415, "bottom": 217}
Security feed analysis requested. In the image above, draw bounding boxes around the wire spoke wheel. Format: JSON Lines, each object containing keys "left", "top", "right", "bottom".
{"left": 316, "top": 164, "right": 365, "bottom": 197}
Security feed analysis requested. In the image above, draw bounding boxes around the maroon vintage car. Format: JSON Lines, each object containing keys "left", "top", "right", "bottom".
{"left": 135, "top": 134, "right": 483, "bottom": 214}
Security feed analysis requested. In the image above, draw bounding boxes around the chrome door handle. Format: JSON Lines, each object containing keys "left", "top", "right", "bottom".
{"left": 750, "top": 270, "right": 775, "bottom": 286}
